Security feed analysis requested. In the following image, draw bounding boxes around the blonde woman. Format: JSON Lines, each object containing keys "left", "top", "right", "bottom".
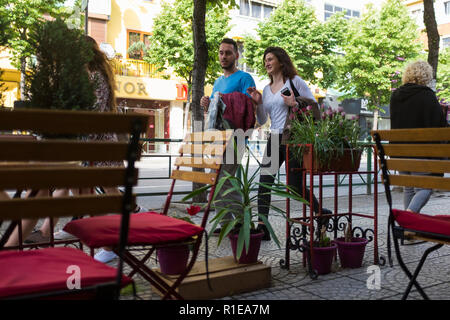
{"left": 390, "top": 60, "right": 447, "bottom": 213}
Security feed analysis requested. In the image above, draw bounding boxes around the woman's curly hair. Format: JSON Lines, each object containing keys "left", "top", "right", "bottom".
{"left": 402, "top": 60, "right": 433, "bottom": 86}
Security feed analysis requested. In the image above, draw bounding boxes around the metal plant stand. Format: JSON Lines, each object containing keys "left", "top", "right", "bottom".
{"left": 280, "top": 144, "right": 385, "bottom": 278}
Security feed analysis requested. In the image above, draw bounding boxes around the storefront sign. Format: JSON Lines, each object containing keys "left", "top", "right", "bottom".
{"left": 115, "top": 75, "right": 186, "bottom": 101}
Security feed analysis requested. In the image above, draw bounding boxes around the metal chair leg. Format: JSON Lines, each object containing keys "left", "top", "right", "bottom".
{"left": 401, "top": 243, "right": 443, "bottom": 300}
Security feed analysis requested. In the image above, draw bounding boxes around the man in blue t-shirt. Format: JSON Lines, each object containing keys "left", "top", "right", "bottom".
{"left": 200, "top": 38, "right": 255, "bottom": 110}
{"left": 200, "top": 38, "right": 256, "bottom": 236}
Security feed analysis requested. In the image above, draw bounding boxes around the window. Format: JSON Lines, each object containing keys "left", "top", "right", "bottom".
{"left": 239, "top": 0, "right": 250, "bottom": 16}
{"left": 127, "top": 30, "right": 151, "bottom": 60}
{"left": 445, "top": 1, "right": 450, "bottom": 15}
{"left": 325, "top": 4, "right": 333, "bottom": 12}
{"left": 263, "top": 5, "right": 273, "bottom": 18}
{"left": 443, "top": 37, "right": 450, "bottom": 49}
{"left": 237, "top": 41, "right": 254, "bottom": 74}
{"left": 251, "top": 2, "right": 262, "bottom": 18}
{"left": 239, "top": 0, "right": 275, "bottom": 19}
{"left": 324, "top": 3, "right": 359, "bottom": 21}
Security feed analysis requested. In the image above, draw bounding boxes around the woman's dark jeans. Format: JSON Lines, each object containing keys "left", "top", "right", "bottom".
{"left": 257, "top": 133, "right": 323, "bottom": 220}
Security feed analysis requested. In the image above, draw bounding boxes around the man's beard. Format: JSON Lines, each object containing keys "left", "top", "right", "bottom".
{"left": 221, "top": 61, "right": 235, "bottom": 71}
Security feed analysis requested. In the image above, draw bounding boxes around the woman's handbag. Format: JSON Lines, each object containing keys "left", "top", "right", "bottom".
{"left": 281, "top": 78, "right": 321, "bottom": 145}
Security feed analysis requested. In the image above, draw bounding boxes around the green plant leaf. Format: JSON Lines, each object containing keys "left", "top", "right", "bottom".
{"left": 218, "top": 219, "right": 238, "bottom": 245}
{"left": 243, "top": 207, "right": 251, "bottom": 254}
{"left": 236, "top": 227, "right": 246, "bottom": 260}
{"left": 258, "top": 214, "right": 280, "bottom": 248}
{"left": 182, "top": 184, "right": 211, "bottom": 202}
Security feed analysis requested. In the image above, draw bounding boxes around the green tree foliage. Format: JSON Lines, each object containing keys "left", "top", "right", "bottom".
{"left": 0, "top": 8, "right": 11, "bottom": 47}
{"left": 0, "top": 0, "right": 66, "bottom": 69}
{"left": 0, "top": 9, "right": 9, "bottom": 107}
{"left": 144, "top": 0, "right": 231, "bottom": 97}
{"left": 436, "top": 48, "right": 450, "bottom": 104}
{"left": 336, "top": 0, "right": 421, "bottom": 110}
{"left": 25, "top": 18, "right": 95, "bottom": 111}
{"left": 243, "top": 0, "right": 349, "bottom": 88}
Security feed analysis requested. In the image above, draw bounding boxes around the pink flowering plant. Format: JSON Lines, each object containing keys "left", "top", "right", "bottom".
{"left": 289, "top": 106, "right": 363, "bottom": 168}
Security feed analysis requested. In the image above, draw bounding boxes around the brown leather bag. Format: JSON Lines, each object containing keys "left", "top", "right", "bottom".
{"left": 281, "top": 78, "right": 321, "bottom": 145}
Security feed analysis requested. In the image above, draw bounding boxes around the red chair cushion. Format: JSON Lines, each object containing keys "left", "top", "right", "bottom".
{"left": 64, "top": 211, "right": 204, "bottom": 248}
{"left": 0, "top": 247, "right": 132, "bottom": 299}
{"left": 392, "top": 209, "right": 450, "bottom": 236}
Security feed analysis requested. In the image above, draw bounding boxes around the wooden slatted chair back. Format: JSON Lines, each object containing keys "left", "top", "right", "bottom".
{"left": 0, "top": 108, "right": 148, "bottom": 232}
{"left": 372, "top": 127, "right": 450, "bottom": 191}
{"left": 162, "top": 130, "right": 234, "bottom": 227}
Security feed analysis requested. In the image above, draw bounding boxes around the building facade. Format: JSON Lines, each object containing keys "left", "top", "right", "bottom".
{"left": 404, "top": 0, "right": 450, "bottom": 50}
{"left": 89, "top": 0, "right": 188, "bottom": 152}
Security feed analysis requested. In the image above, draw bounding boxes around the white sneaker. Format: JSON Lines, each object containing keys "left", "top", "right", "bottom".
{"left": 133, "top": 205, "right": 148, "bottom": 213}
{"left": 53, "top": 230, "right": 75, "bottom": 240}
{"left": 94, "top": 249, "right": 118, "bottom": 263}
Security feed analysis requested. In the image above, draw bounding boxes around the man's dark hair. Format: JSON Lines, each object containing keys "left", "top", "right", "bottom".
{"left": 220, "top": 38, "right": 238, "bottom": 52}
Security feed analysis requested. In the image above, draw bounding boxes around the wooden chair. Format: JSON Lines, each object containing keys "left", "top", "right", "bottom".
{"left": 372, "top": 127, "right": 450, "bottom": 300}
{"left": 63, "top": 130, "right": 233, "bottom": 299}
{"left": 0, "top": 108, "right": 148, "bottom": 299}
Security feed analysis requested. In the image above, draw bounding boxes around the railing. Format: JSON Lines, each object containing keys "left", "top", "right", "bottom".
{"left": 111, "top": 58, "right": 169, "bottom": 78}
{"left": 136, "top": 138, "right": 382, "bottom": 197}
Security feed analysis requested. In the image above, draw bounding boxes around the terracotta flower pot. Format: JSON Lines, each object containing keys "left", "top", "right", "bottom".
{"left": 302, "top": 149, "right": 362, "bottom": 172}
{"left": 310, "top": 242, "right": 337, "bottom": 275}
{"left": 335, "top": 237, "right": 368, "bottom": 268}
{"left": 229, "top": 231, "right": 264, "bottom": 264}
{"left": 157, "top": 245, "right": 190, "bottom": 275}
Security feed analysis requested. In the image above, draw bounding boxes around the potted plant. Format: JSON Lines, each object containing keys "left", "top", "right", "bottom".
{"left": 157, "top": 205, "right": 202, "bottom": 275}
{"left": 334, "top": 224, "right": 368, "bottom": 269}
{"left": 183, "top": 155, "right": 307, "bottom": 264}
{"left": 308, "top": 226, "right": 337, "bottom": 275}
{"left": 23, "top": 18, "right": 95, "bottom": 112}
{"left": 289, "top": 106, "right": 364, "bottom": 172}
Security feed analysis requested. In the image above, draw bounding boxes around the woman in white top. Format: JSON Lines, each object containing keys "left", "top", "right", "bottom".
{"left": 247, "top": 47, "right": 331, "bottom": 241}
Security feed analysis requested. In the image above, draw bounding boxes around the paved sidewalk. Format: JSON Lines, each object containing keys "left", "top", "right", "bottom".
{"left": 121, "top": 189, "right": 450, "bottom": 300}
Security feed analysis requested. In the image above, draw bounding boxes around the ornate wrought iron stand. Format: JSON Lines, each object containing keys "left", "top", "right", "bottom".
{"left": 280, "top": 144, "right": 384, "bottom": 278}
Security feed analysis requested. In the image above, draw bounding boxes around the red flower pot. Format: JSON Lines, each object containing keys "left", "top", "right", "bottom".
{"left": 302, "top": 149, "right": 362, "bottom": 172}
{"left": 157, "top": 245, "right": 190, "bottom": 275}
{"left": 335, "top": 237, "right": 368, "bottom": 268}
{"left": 310, "top": 243, "right": 337, "bottom": 275}
{"left": 229, "top": 231, "right": 264, "bottom": 264}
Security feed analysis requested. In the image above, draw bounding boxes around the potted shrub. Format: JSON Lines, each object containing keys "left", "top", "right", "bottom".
{"left": 334, "top": 225, "right": 368, "bottom": 269}
{"left": 183, "top": 155, "right": 306, "bottom": 264}
{"left": 23, "top": 18, "right": 95, "bottom": 112}
{"left": 308, "top": 226, "right": 337, "bottom": 275}
{"left": 157, "top": 205, "right": 201, "bottom": 275}
{"left": 289, "top": 106, "right": 364, "bottom": 172}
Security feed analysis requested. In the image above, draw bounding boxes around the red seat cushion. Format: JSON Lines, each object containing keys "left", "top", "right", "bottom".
{"left": 392, "top": 209, "right": 450, "bottom": 236}
{"left": 0, "top": 247, "right": 132, "bottom": 299}
{"left": 64, "top": 211, "right": 204, "bottom": 248}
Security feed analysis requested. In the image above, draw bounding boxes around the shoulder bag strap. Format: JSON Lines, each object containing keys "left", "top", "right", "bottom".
{"left": 289, "top": 78, "right": 300, "bottom": 98}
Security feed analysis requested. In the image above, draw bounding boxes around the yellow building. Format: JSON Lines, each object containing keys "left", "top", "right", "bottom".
{"left": 0, "top": 49, "right": 20, "bottom": 109}
{"left": 0, "top": 0, "right": 189, "bottom": 149}
{"left": 87, "top": 0, "right": 188, "bottom": 150}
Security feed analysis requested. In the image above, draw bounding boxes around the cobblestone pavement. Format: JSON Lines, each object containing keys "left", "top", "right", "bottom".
{"left": 119, "top": 189, "right": 450, "bottom": 300}
{"left": 2, "top": 189, "right": 448, "bottom": 300}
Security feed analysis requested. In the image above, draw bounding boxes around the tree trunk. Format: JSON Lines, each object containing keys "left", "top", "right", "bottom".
{"left": 20, "top": 58, "right": 27, "bottom": 100}
{"left": 423, "top": 0, "right": 440, "bottom": 89}
{"left": 372, "top": 109, "right": 379, "bottom": 131}
{"left": 191, "top": 0, "right": 208, "bottom": 203}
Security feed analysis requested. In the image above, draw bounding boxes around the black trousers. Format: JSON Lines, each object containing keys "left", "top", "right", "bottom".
{"left": 257, "top": 133, "right": 321, "bottom": 219}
